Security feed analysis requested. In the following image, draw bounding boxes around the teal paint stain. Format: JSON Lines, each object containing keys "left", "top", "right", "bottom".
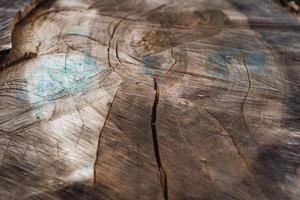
{"left": 19, "top": 49, "right": 102, "bottom": 118}
{"left": 247, "top": 50, "right": 265, "bottom": 74}
{"left": 205, "top": 48, "right": 265, "bottom": 79}
{"left": 143, "top": 55, "right": 156, "bottom": 75}
{"left": 206, "top": 51, "right": 231, "bottom": 78}
{"left": 37, "top": 50, "right": 100, "bottom": 97}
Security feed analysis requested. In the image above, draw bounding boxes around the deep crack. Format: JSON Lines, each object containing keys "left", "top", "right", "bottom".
{"left": 151, "top": 78, "right": 168, "bottom": 200}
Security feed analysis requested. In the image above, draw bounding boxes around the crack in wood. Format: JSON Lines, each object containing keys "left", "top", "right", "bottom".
{"left": 151, "top": 78, "right": 168, "bottom": 200}
{"left": 64, "top": 33, "right": 106, "bottom": 46}
{"left": 241, "top": 55, "right": 251, "bottom": 114}
{"left": 166, "top": 48, "right": 177, "bottom": 74}
{"left": 107, "top": 13, "right": 132, "bottom": 72}
{"left": 205, "top": 109, "right": 268, "bottom": 199}
{"left": 93, "top": 88, "right": 119, "bottom": 186}
{"left": 115, "top": 41, "right": 130, "bottom": 74}
{"left": 240, "top": 55, "right": 257, "bottom": 142}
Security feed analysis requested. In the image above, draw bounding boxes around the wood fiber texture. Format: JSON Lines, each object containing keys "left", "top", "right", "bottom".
{"left": 0, "top": 0, "right": 45, "bottom": 52}
{"left": 0, "top": 0, "right": 299, "bottom": 199}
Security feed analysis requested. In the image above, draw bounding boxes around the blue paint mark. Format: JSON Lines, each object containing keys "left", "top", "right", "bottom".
{"left": 20, "top": 49, "right": 102, "bottom": 117}
{"left": 206, "top": 51, "right": 231, "bottom": 78}
{"left": 142, "top": 55, "right": 156, "bottom": 75}
{"left": 205, "top": 48, "right": 265, "bottom": 79}
{"left": 247, "top": 50, "right": 265, "bottom": 74}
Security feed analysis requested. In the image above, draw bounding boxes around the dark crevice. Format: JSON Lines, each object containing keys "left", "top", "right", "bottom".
{"left": 151, "top": 78, "right": 168, "bottom": 200}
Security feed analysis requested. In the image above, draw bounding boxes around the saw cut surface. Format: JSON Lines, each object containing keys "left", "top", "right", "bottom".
{"left": 0, "top": 0, "right": 299, "bottom": 199}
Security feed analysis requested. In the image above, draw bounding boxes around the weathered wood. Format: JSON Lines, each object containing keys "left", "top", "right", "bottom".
{"left": 0, "top": 0, "right": 45, "bottom": 53}
{"left": 0, "top": 0, "right": 299, "bottom": 199}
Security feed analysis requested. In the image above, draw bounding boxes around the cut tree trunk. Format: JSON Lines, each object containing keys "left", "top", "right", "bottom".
{"left": 0, "top": 0, "right": 299, "bottom": 200}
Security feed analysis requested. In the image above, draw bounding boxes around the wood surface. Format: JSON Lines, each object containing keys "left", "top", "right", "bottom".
{"left": 0, "top": 0, "right": 299, "bottom": 199}
{"left": 0, "top": 0, "right": 45, "bottom": 53}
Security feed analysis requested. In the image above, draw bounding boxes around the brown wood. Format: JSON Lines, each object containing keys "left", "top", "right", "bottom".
{"left": 0, "top": 0, "right": 45, "bottom": 53}
{"left": 0, "top": 0, "right": 299, "bottom": 199}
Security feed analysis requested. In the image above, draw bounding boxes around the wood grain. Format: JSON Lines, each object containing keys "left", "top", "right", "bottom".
{"left": 0, "top": 0, "right": 45, "bottom": 53}
{"left": 0, "top": 0, "right": 299, "bottom": 199}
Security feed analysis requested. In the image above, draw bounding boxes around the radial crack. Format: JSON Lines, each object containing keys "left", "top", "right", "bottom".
{"left": 241, "top": 55, "right": 251, "bottom": 114}
{"left": 93, "top": 88, "right": 119, "bottom": 186}
{"left": 151, "top": 78, "right": 168, "bottom": 200}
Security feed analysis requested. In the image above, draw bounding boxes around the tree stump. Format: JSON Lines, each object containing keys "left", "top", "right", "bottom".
{"left": 0, "top": 0, "right": 299, "bottom": 199}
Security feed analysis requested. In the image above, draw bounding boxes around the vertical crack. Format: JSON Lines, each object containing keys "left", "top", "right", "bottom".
{"left": 93, "top": 88, "right": 119, "bottom": 186}
{"left": 241, "top": 55, "right": 251, "bottom": 114}
{"left": 151, "top": 78, "right": 168, "bottom": 200}
{"left": 240, "top": 55, "right": 256, "bottom": 140}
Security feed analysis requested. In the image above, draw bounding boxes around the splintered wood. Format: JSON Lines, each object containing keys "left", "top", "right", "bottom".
{"left": 0, "top": 0, "right": 299, "bottom": 199}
